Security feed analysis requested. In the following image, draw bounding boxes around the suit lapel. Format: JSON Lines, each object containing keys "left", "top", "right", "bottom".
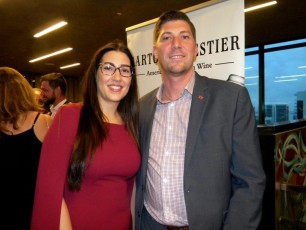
{"left": 185, "top": 74, "right": 210, "bottom": 169}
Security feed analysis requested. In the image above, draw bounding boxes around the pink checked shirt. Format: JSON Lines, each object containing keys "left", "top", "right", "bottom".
{"left": 144, "top": 76, "right": 195, "bottom": 226}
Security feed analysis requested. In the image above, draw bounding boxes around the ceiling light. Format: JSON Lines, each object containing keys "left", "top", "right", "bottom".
{"left": 245, "top": 83, "right": 258, "bottom": 86}
{"left": 244, "top": 1, "right": 277, "bottom": 13}
{"left": 274, "top": 79, "right": 298, "bottom": 83}
{"left": 34, "top": 21, "right": 68, "bottom": 38}
{"left": 60, "top": 63, "right": 80, "bottom": 69}
{"left": 275, "top": 74, "right": 306, "bottom": 79}
{"left": 29, "top": 47, "right": 72, "bottom": 63}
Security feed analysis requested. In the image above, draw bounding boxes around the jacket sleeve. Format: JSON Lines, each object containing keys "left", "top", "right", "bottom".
{"left": 31, "top": 105, "right": 80, "bottom": 230}
{"left": 224, "top": 87, "right": 266, "bottom": 229}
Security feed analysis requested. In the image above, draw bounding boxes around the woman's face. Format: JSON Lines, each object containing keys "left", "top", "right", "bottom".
{"left": 96, "top": 50, "right": 132, "bottom": 108}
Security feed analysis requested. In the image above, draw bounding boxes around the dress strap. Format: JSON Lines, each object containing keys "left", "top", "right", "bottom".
{"left": 32, "top": 112, "right": 41, "bottom": 127}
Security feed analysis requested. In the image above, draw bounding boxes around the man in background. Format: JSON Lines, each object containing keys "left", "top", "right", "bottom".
{"left": 40, "top": 72, "right": 70, "bottom": 117}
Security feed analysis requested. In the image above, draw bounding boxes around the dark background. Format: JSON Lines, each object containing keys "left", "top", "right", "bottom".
{"left": 1, "top": 0, "right": 305, "bottom": 78}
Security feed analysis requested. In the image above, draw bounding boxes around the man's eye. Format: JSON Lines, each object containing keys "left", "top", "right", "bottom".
{"left": 161, "top": 36, "right": 172, "bottom": 41}
{"left": 182, "top": 35, "right": 190, "bottom": 40}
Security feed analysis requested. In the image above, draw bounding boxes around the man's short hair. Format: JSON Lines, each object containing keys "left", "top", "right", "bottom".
{"left": 40, "top": 72, "right": 67, "bottom": 95}
{"left": 154, "top": 10, "right": 196, "bottom": 44}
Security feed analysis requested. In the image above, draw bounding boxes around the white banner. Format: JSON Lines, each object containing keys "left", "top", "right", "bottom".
{"left": 127, "top": 0, "right": 244, "bottom": 97}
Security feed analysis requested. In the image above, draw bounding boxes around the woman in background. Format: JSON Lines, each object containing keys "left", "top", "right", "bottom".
{"left": 32, "top": 87, "right": 51, "bottom": 114}
{"left": 0, "top": 67, "right": 52, "bottom": 229}
{"left": 31, "top": 40, "right": 140, "bottom": 230}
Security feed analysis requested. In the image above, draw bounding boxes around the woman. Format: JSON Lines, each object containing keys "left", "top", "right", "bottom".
{"left": 31, "top": 40, "right": 140, "bottom": 230}
{"left": 32, "top": 87, "right": 51, "bottom": 114}
{"left": 0, "top": 67, "right": 52, "bottom": 229}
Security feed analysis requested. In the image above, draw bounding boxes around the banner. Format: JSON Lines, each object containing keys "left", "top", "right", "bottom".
{"left": 127, "top": 0, "right": 244, "bottom": 97}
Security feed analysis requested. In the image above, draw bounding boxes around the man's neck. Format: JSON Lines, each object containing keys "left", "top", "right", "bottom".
{"left": 162, "top": 70, "right": 194, "bottom": 100}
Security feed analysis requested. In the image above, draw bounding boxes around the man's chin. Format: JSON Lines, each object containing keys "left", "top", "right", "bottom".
{"left": 169, "top": 67, "right": 188, "bottom": 76}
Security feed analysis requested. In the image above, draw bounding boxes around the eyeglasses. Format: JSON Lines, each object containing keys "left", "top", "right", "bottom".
{"left": 99, "top": 62, "right": 133, "bottom": 77}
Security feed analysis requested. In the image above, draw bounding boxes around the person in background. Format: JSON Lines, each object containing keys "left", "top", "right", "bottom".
{"left": 40, "top": 72, "right": 69, "bottom": 117}
{"left": 32, "top": 87, "right": 44, "bottom": 105}
{"left": 32, "top": 87, "right": 51, "bottom": 114}
{"left": 31, "top": 40, "right": 140, "bottom": 230}
{"left": 135, "top": 10, "right": 266, "bottom": 230}
{"left": 0, "top": 67, "right": 52, "bottom": 230}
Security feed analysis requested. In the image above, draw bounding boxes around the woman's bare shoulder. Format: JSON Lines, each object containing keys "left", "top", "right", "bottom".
{"left": 35, "top": 113, "right": 53, "bottom": 142}
{"left": 41, "top": 113, "right": 53, "bottom": 128}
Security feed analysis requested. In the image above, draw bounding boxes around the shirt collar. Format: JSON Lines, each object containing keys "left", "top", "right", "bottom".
{"left": 156, "top": 74, "right": 195, "bottom": 103}
{"left": 50, "top": 99, "right": 67, "bottom": 113}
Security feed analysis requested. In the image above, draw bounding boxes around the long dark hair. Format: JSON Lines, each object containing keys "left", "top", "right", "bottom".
{"left": 67, "top": 40, "right": 139, "bottom": 191}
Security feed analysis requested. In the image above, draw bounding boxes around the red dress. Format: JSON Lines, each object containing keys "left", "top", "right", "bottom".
{"left": 31, "top": 103, "right": 140, "bottom": 230}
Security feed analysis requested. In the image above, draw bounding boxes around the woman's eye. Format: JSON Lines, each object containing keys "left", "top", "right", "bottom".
{"left": 104, "top": 65, "right": 113, "bottom": 71}
{"left": 122, "top": 68, "right": 130, "bottom": 74}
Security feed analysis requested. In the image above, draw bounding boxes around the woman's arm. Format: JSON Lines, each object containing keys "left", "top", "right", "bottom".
{"left": 60, "top": 198, "right": 73, "bottom": 230}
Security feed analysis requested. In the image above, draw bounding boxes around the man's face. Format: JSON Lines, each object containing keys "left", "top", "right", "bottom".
{"left": 153, "top": 20, "right": 198, "bottom": 76}
{"left": 41, "top": 80, "right": 55, "bottom": 105}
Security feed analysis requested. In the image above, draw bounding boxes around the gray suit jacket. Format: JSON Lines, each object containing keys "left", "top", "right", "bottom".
{"left": 135, "top": 73, "right": 266, "bottom": 230}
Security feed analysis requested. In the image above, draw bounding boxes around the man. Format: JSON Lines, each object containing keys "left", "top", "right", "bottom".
{"left": 135, "top": 10, "right": 266, "bottom": 230}
{"left": 40, "top": 72, "right": 69, "bottom": 117}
